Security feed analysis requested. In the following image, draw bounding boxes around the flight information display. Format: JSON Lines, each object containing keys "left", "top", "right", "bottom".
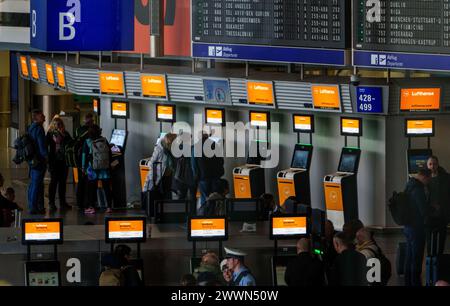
{"left": 355, "top": 0, "right": 450, "bottom": 54}
{"left": 192, "top": 0, "right": 349, "bottom": 49}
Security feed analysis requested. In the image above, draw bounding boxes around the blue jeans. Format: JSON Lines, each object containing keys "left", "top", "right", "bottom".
{"left": 404, "top": 226, "right": 426, "bottom": 286}
{"left": 28, "top": 168, "right": 46, "bottom": 211}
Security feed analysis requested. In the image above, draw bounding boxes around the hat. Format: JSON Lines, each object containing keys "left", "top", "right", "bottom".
{"left": 224, "top": 247, "right": 247, "bottom": 260}
{"left": 220, "top": 259, "right": 228, "bottom": 271}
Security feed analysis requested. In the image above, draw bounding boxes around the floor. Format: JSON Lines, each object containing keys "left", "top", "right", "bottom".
{"left": 0, "top": 127, "right": 448, "bottom": 286}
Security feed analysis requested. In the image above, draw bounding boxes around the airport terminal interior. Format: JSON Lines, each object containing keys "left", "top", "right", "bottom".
{"left": 0, "top": 0, "right": 450, "bottom": 287}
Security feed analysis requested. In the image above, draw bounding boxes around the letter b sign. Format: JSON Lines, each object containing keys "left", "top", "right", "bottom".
{"left": 31, "top": 10, "right": 37, "bottom": 38}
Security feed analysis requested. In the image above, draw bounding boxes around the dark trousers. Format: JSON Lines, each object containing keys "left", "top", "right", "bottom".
{"left": 198, "top": 178, "right": 220, "bottom": 206}
{"left": 76, "top": 169, "right": 87, "bottom": 209}
{"left": 426, "top": 226, "right": 448, "bottom": 256}
{"left": 28, "top": 167, "right": 46, "bottom": 211}
{"left": 87, "top": 179, "right": 112, "bottom": 209}
{"left": 48, "top": 162, "right": 68, "bottom": 206}
{"left": 404, "top": 226, "right": 426, "bottom": 286}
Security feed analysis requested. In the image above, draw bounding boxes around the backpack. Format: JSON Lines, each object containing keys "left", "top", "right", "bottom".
{"left": 99, "top": 268, "right": 124, "bottom": 286}
{"left": 388, "top": 191, "right": 411, "bottom": 226}
{"left": 366, "top": 246, "right": 392, "bottom": 286}
{"left": 174, "top": 156, "right": 195, "bottom": 187}
{"left": 91, "top": 137, "right": 110, "bottom": 170}
{"left": 12, "top": 133, "right": 37, "bottom": 165}
{"left": 65, "top": 130, "right": 89, "bottom": 168}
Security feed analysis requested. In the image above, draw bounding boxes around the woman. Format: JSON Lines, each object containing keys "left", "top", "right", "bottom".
{"left": 46, "top": 117, "right": 72, "bottom": 212}
{"left": 143, "top": 133, "right": 177, "bottom": 195}
{"left": 81, "top": 124, "right": 113, "bottom": 214}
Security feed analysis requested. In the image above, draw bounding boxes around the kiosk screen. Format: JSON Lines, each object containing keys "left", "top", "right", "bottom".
{"left": 188, "top": 217, "right": 228, "bottom": 241}
{"left": 270, "top": 215, "right": 308, "bottom": 239}
{"left": 291, "top": 149, "right": 309, "bottom": 169}
{"left": 28, "top": 272, "right": 59, "bottom": 286}
{"left": 408, "top": 153, "right": 431, "bottom": 174}
{"left": 106, "top": 218, "right": 146, "bottom": 243}
{"left": 110, "top": 129, "right": 127, "bottom": 148}
{"left": 25, "top": 261, "right": 61, "bottom": 286}
{"left": 23, "top": 220, "right": 63, "bottom": 244}
{"left": 338, "top": 153, "right": 358, "bottom": 173}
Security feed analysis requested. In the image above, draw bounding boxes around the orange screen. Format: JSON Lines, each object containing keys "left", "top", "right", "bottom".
{"left": 112, "top": 102, "right": 128, "bottom": 117}
{"left": 191, "top": 219, "right": 226, "bottom": 237}
{"left": 406, "top": 119, "right": 434, "bottom": 135}
{"left": 20, "top": 56, "right": 29, "bottom": 77}
{"left": 294, "top": 115, "right": 312, "bottom": 131}
{"left": 311, "top": 85, "right": 341, "bottom": 110}
{"left": 56, "top": 66, "right": 66, "bottom": 88}
{"left": 247, "top": 81, "right": 274, "bottom": 105}
{"left": 24, "top": 221, "right": 61, "bottom": 241}
{"left": 141, "top": 75, "right": 167, "bottom": 99}
{"left": 206, "top": 109, "right": 224, "bottom": 125}
{"left": 45, "top": 64, "right": 55, "bottom": 85}
{"left": 99, "top": 72, "right": 125, "bottom": 95}
{"left": 250, "top": 112, "right": 269, "bottom": 127}
{"left": 400, "top": 88, "right": 440, "bottom": 111}
{"left": 30, "top": 59, "right": 39, "bottom": 80}
{"left": 157, "top": 105, "right": 175, "bottom": 121}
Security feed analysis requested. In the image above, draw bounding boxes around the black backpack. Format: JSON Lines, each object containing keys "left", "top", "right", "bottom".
{"left": 13, "top": 133, "right": 37, "bottom": 165}
{"left": 388, "top": 191, "right": 411, "bottom": 226}
{"left": 65, "top": 130, "right": 88, "bottom": 168}
{"left": 174, "top": 156, "right": 195, "bottom": 187}
{"left": 366, "top": 246, "right": 392, "bottom": 286}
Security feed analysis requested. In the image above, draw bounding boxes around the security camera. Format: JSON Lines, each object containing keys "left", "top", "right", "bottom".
{"left": 350, "top": 75, "right": 360, "bottom": 86}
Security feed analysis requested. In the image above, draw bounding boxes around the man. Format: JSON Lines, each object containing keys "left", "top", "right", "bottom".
{"left": 284, "top": 238, "right": 325, "bottom": 286}
{"left": 426, "top": 156, "right": 450, "bottom": 255}
{"left": 74, "top": 113, "right": 94, "bottom": 210}
{"left": 404, "top": 168, "right": 432, "bottom": 286}
{"left": 202, "top": 178, "right": 229, "bottom": 216}
{"left": 356, "top": 227, "right": 381, "bottom": 260}
{"left": 0, "top": 173, "right": 22, "bottom": 227}
{"left": 329, "top": 231, "right": 368, "bottom": 286}
{"left": 193, "top": 251, "right": 225, "bottom": 285}
{"left": 27, "top": 109, "right": 48, "bottom": 214}
{"left": 224, "top": 247, "right": 256, "bottom": 286}
{"left": 192, "top": 133, "right": 224, "bottom": 207}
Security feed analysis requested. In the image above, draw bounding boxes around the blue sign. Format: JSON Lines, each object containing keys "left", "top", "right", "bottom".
{"left": 193, "top": 43, "right": 348, "bottom": 66}
{"left": 203, "top": 79, "right": 231, "bottom": 104}
{"left": 356, "top": 87, "right": 383, "bottom": 114}
{"left": 353, "top": 50, "right": 450, "bottom": 71}
{"left": 30, "top": 0, "right": 134, "bottom": 51}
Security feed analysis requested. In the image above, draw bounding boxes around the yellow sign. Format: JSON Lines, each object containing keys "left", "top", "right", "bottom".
{"left": 206, "top": 109, "right": 224, "bottom": 125}
{"left": 293, "top": 115, "right": 313, "bottom": 132}
{"left": 311, "top": 85, "right": 341, "bottom": 110}
{"left": 45, "top": 64, "right": 55, "bottom": 85}
{"left": 156, "top": 105, "right": 175, "bottom": 121}
{"left": 341, "top": 118, "right": 361, "bottom": 135}
{"left": 400, "top": 88, "right": 440, "bottom": 111}
{"left": 324, "top": 183, "right": 343, "bottom": 211}
{"left": 141, "top": 75, "right": 167, "bottom": 99}
{"left": 277, "top": 178, "right": 296, "bottom": 206}
{"left": 250, "top": 112, "right": 269, "bottom": 128}
{"left": 406, "top": 119, "right": 434, "bottom": 135}
{"left": 99, "top": 72, "right": 125, "bottom": 95}
{"left": 111, "top": 102, "right": 128, "bottom": 118}
{"left": 56, "top": 66, "right": 66, "bottom": 88}
{"left": 233, "top": 175, "right": 252, "bottom": 199}
{"left": 247, "top": 81, "right": 274, "bottom": 105}
{"left": 20, "top": 56, "right": 29, "bottom": 77}
{"left": 30, "top": 58, "right": 39, "bottom": 80}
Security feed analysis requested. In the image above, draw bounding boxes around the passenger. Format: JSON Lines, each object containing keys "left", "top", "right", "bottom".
{"left": 322, "top": 220, "right": 338, "bottom": 282}
{"left": 0, "top": 174, "right": 22, "bottom": 227}
{"left": 426, "top": 156, "right": 450, "bottom": 255}
{"left": 404, "top": 168, "right": 431, "bottom": 286}
{"left": 172, "top": 132, "right": 197, "bottom": 202}
{"left": 220, "top": 259, "right": 232, "bottom": 285}
{"left": 81, "top": 124, "right": 113, "bottom": 214}
{"left": 194, "top": 251, "right": 225, "bottom": 285}
{"left": 99, "top": 254, "right": 123, "bottom": 286}
{"left": 355, "top": 227, "right": 381, "bottom": 260}
{"left": 27, "top": 109, "right": 48, "bottom": 214}
{"left": 180, "top": 274, "right": 197, "bottom": 286}
{"left": 282, "top": 196, "right": 298, "bottom": 214}
{"left": 191, "top": 132, "right": 224, "bottom": 207}
{"left": 143, "top": 133, "right": 177, "bottom": 199}
{"left": 284, "top": 238, "right": 325, "bottom": 286}
{"left": 113, "top": 245, "right": 143, "bottom": 287}
{"left": 342, "top": 219, "right": 364, "bottom": 243}
{"left": 329, "top": 231, "right": 368, "bottom": 286}
{"left": 201, "top": 178, "right": 229, "bottom": 216}
{"left": 75, "top": 113, "right": 95, "bottom": 210}
{"left": 224, "top": 247, "right": 256, "bottom": 286}
{"left": 46, "top": 117, "right": 73, "bottom": 212}
{"left": 259, "top": 193, "right": 279, "bottom": 217}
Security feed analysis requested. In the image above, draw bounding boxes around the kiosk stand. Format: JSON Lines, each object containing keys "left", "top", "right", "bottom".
{"left": 404, "top": 118, "right": 434, "bottom": 178}
{"left": 22, "top": 218, "right": 63, "bottom": 286}
{"left": 105, "top": 217, "right": 147, "bottom": 283}
{"left": 188, "top": 216, "right": 228, "bottom": 273}
{"left": 110, "top": 101, "right": 130, "bottom": 209}
{"left": 277, "top": 115, "right": 314, "bottom": 206}
{"left": 324, "top": 117, "right": 362, "bottom": 231}
{"left": 233, "top": 111, "right": 269, "bottom": 199}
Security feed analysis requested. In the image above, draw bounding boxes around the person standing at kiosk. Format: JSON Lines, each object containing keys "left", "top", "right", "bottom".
{"left": 426, "top": 156, "right": 450, "bottom": 256}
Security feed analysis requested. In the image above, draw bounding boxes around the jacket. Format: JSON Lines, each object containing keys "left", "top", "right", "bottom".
{"left": 405, "top": 178, "right": 429, "bottom": 228}
{"left": 191, "top": 141, "right": 224, "bottom": 181}
{"left": 329, "top": 249, "right": 368, "bottom": 286}
{"left": 28, "top": 122, "right": 48, "bottom": 169}
{"left": 143, "top": 139, "right": 174, "bottom": 192}
{"left": 428, "top": 167, "right": 450, "bottom": 225}
{"left": 46, "top": 130, "right": 72, "bottom": 166}
{"left": 284, "top": 252, "right": 325, "bottom": 286}
{"left": 194, "top": 263, "right": 226, "bottom": 285}
{"left": 356, "top": 240, "right": 381, "bottom": 260}
{"left": 230, "top": 266, "right": 256, "bottom": 286}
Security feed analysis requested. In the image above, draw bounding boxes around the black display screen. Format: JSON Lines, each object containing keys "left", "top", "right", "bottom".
{"left": 355, "top": 0, "right": 450, "bottom": 54}
{"left": 192, "top": 0, "right": 349, "bottom": 49}
{"left": 338, "top": 153, "right": 358, "bottom": 173}
{"left": 291, "top": 150, "right": 310, "bottom": 169}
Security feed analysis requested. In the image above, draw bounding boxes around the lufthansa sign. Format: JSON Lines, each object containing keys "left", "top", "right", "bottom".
{"left": 30, "top": 0, "right": 134, "bottom": 51}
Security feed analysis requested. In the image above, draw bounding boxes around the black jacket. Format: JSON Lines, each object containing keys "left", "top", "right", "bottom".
{"left": 329, "top": 249, "right": 368, "bottom": 286}
{"left": 405, "top": 178, "right": 429, "bottom": 228}
{"left": 428, "top": 167, "right": 450, "bottom": 225}
{"left": 284, "top": 252, "right": 325, "bottom": 286}
{"left": 46, "top": 130, "right": 72, "bottom": 166}
{"left": 191, "top": 141, "right": 224, "bottom": 181}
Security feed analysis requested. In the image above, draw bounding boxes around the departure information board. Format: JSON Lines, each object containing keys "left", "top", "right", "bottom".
{"left": 355, "top": 0, "right": 450, "bottom": 54}
{"left": 192, "top": 0, "right": 349, "bottom": 49}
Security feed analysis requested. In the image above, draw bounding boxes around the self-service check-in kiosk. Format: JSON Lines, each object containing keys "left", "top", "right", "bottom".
{"left": 110, "top": 101, "right": 130, "bottom": 209}
{"left": 277, "top": 114, "right": 314, "bottom": 206}
{"left": 233, "top": 111, "right": 269, "bottom": 199}
{"left": 405, "top": 118, "right": 434, "bottom": 178}
{"left": 324, "top": 117, "right": 362, "bottom": 231}
{"left": 105, "top": 217, "right": 147, "bottom": 283}
{"left": 140, "top": 104, "right": 176, "bottom": 216}
{"left": 22, "top": 218, "right": 63, "bottom": 286}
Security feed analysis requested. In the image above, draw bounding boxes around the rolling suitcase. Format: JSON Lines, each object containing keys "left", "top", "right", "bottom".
{"left": 426, "top": 231, "right": 442, "bottom": 286}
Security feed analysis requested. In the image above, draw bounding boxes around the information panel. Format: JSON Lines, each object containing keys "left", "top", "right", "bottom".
{"left": 355, "top": 0, "right": 450, "bottom": 54}
{"left": 247, "top": 81, "right": 275, "bottom": 106}
{"left": 188, "top": 217, "right": 228, "bottom": 241}
{"left": 341, "top": 117, "right": 362, "bottom": 136}
{"left": 99, "top": 72, "right": 125, "bottom": 96}
{"left": 400, "top": 88, "right": 441, "bottom": 112}
{"left": 140, "top": 75, "right": 168, "bottom": 100}
{"left": 192, "top": 0, "right": 349, "bottom": 49}
{"left": 249, "top": 111, "right": 270, "bottom": 128}
{"left": 56, "top": 66, "right": 66, "bottom": 90}
{"left": 30, "top": 58, "right": 39, "bottom": 81}
{"left": 45, "top": 64, "right": 55, "bottom": 86}
{"left": 405, "top": 118, "right": 434, "bottom": 136}
{"left": 311, "top": 85, "right": 341, "bottom": 110}
{"left": 270, "top": 215, "right": 308, "bottom": 240}
{"left": 22, "top": 219, "right": 63, "bottom": 244}
{"left": 19, "top": 56, "right": 30, "bottom": 79}
{"left": 293, "top": 114, "right": 314, "bottom": 133}
{"left": 356, "top": 86, "right": 383, "bottom": 113}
